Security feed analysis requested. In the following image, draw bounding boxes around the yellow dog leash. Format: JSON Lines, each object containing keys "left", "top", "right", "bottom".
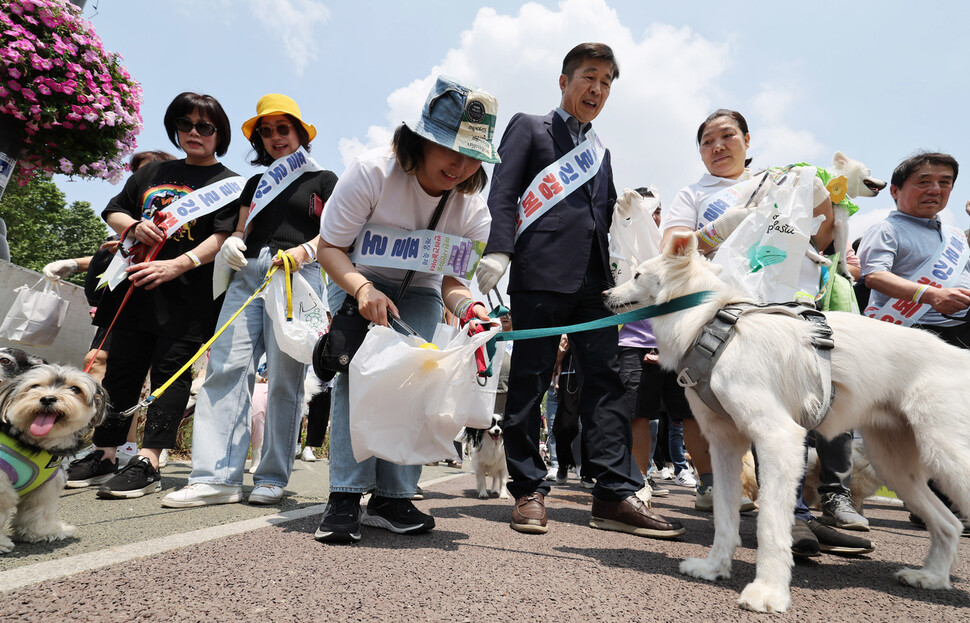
{"left": 118, "top": 251, "right": 298, "bottom": 417}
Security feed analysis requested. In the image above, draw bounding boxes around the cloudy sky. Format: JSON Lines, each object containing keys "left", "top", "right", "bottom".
{"left": 55, "top": 0, "right": 970, "bottom": 276}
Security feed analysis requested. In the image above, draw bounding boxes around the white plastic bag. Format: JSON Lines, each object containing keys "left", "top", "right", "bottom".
{"left": 349, "top": 322, "right": 500, "bottom": 465}
{"left": 0, "top": 278, "right": 69, "bottom": 346}
{"left": 713, "top": 167, "right": 819, "bottom": 304}
{"left": 262, "top": 269, "right": 329, "bottom": 364}
{"left": 609, "top": 188, "right": 662, "bottom": 285}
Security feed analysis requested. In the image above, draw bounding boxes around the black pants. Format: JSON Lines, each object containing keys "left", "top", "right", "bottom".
{"left": 93, "top": 327, "right": 198, "bottom": 449}
{"left": 505, "top": 263, "right": 641, "bottom": 501}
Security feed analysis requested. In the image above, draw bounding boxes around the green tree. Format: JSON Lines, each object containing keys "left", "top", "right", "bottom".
{"left": 0, "top": 176, "right": 108, "bottom": 286}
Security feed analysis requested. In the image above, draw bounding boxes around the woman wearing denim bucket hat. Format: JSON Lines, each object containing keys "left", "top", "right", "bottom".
{"left": 162, "top": 94, "right": 339, "bottom": 509}
{"left": 314, "top": 76, "right": 500, "bottom": 543}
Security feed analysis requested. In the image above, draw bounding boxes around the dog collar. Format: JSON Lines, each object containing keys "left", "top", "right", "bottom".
{"left": 0, "top": 431, "right": 61, "bottom": 497}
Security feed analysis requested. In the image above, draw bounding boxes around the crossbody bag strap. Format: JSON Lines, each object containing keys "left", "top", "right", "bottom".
{"left": 395, "top": 190, "right": 451, "bottom": 301}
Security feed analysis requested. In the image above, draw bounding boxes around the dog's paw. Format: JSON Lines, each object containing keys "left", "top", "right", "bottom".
{"left": 679, "top": 556, "right": 730, "bottom": 581}
{"left": 738, "top": 580, "right": 791, "bottom": 613}
{"left": 17, "top": 522, "right": 76, "bottom": 543}
{"left": 499, "top": 490, "right": 510, "bottom": 499}
{"left": 895, "top": 567, "right": 952, "bottom": 590}
{"left": 0, "top": 535, "right": 13, "bottom": 554}
{"left": 477, "top": 490, "right": 490, "bottom": 499}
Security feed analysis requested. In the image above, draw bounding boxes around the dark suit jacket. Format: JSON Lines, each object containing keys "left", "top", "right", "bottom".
{"left": 485, "top": 110, "right": 617, "bottom": 294}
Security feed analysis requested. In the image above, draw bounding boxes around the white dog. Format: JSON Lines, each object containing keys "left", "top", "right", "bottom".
{"left": 824, "top": 151, "right": 887, "bottom": 278}
{"left": 462, "top": 415, "right": 509, "bottom": 499}
{"left": 0, "top": 364, "right": 107, "bottom": 553}
{"left": 605, "top": 233, "right": 970, "bottom": 613}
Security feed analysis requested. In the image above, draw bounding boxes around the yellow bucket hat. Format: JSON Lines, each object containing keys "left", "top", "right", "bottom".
{"left": 242, "top": 94, "right": 317, "bottom": 142}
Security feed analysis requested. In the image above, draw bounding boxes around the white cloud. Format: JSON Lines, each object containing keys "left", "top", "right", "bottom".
{"left": 246, "top": 0, "right": 331, "bottom": 77}
{"left": 334, "top": 0, "right": 824, "bottom": 204}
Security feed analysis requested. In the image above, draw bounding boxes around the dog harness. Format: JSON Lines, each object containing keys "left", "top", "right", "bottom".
{"left": 0, "top": 431, "right": 61, "bottom": 497}
{"left": 675, "top": 303, "right": 836, "bottom": 429}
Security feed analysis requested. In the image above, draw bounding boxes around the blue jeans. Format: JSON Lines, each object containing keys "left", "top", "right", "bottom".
{"left": 189, "top": 248, "right": 323, "bottom": 488}
{"left": 327, "top": 277, "right": 444, "bottom": 498}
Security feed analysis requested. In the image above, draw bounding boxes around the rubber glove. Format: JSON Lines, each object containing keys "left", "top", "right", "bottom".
{"left": 476, "top": 252, "right": 510, "bottom": 293}
{"left": 43, "top": 259, "right": 78, "bottom": 280}
{"left": 613, "top": 188, "right": 643, "bottom": 221}
{"left": 220, "top": 236, "right": 248, "bottom": 271}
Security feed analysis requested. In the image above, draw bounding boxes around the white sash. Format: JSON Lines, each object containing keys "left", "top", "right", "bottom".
{"left": 514, "top": 129, "right": 604, "bottom": 241}
{"left": 243, "top": 146, "right": 323, "bottom": 236}
{"left": 101, "top": 176, "right": 245, "bottom": 290}
{"left": 349, "top": 224, "right": 486, "bottom": 280}
{"left": 864, "top": 224, "right": 970, "bottom": 326}
{"left": 695, "top": 178, "right": 754, "bottom": 229}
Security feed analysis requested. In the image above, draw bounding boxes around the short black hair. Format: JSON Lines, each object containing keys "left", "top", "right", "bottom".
{"left": 391, "top": 124, "right": 487, "bottom": 195}
{"left": 696, "top": 109, "right": 752, "bottom": 167}
{"left": 163, "top": 92, "right": 232, "bottom": 157}
{"left": 561, "top": 42, "right": 619, "bottom": 81}
{"left": 249, "top": 113, "right": 312, "bottom": 167}
{"left": 891, "top": 151, "right": 959, "bottom": 188}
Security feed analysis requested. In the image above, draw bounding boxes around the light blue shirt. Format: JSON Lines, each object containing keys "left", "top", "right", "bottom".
{"left": 554, "top": 107, "right": 590, "bottom": 146}
{"left": 858, "top": 210, "right": 970, "bottom": 327}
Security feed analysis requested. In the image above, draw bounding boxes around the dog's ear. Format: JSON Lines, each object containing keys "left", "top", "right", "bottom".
{"left": 90, "top": 379, "right": 110, "bottom": 427}
{"left": 665, "top": 231, "right": 697, "bottom": 258}
{"left": 0, "top": 374, "right": 20, "bottom": 423}
{"left": 832, "top": 151, "right": 848, "bottom": 169}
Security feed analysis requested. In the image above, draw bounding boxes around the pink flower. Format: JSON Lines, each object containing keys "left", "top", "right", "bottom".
{"left": 36, "top": 84, "right": 49, "bottom": 95}
{"left": 7, "top": 80, "right": 21, "bottom": 91}
{"left": 21, "top": 88, "right": 36, "bottom": 102}
{"left": 59, "top": 158, "right": 73, "bottom": 174}
{"left": 8, "top": 67, "right": 21, "bottom": 79}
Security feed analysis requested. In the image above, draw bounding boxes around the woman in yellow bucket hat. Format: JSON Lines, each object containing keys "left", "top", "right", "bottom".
{"left": 163, "top": 94, "right": 339, "bottom": 509}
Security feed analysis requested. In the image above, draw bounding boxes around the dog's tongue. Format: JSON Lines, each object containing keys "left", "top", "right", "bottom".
{"left": 30, "top": 413, "right": 57, "bottom": 437}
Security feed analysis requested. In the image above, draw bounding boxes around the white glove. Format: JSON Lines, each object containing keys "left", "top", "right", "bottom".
{"left": 220, "top": 235, "right": 248, "bottom": 271}
{"left": 696, "top": 206, "right": 753, "bottom": 248}
{"left": 476, "top": 252, "right": 510, "bottom": 293}
{"left": 43, "top": 259, "right": 78, "bottom": 280}
{"left": 614, "top": 188, "right": 643, "bottom": 221}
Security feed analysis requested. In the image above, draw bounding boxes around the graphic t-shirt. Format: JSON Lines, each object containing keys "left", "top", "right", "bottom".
{"left": 95, "top": 159, "right": 239, "bottom": 341}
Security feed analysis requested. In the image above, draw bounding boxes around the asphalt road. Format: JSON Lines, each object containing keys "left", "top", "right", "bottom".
{"left": 0, "top": 459, "right": 968, "bottom": 622}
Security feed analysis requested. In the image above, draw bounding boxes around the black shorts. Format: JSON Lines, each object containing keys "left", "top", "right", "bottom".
{"left": 618, "top": 346, "right": 693, "bottom": 421}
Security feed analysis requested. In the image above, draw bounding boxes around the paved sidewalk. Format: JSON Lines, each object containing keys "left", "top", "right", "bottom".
{"left": 1, "top": 461, "right": 968, "bottom": 622}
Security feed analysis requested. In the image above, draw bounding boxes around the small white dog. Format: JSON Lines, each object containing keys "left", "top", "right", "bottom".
{"left": 462, "top": 415, "right": 509, "bottom": 499}
{"left": 0, "top": 364, "right": 107, "bottom": 553}
{"left": 605, "top": 233, "right": 970, "bottom": 613}
{"left": 824, "top": 151, "right": 887, "bottom": 278}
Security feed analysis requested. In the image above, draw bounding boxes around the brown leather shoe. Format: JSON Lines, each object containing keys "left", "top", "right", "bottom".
{"left": 511, "top": 492, "right": 548, "bottom": 534}
{"left": 590, "top": 495, "right": 685, "bottom": 539}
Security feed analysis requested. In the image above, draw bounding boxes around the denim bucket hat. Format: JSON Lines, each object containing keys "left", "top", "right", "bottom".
{"left": 407, "top": 76, "right": 501, "bottom": 164}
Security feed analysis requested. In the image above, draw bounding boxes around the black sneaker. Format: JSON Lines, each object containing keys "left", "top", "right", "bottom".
{"left": 315, "top": 493, "right": 362, "bottom": 544}
{"left": 807, "top": 518, "right": 874, "bottom": 555}
{"left": 66, "top": 449, "right": 117, "bottom": 488}
{"left": 791, "top": 518, "right": 820, "bottom": 558}
{"left": 647, "top": 476, "right": 670, "bottom": 497}
{"left": 361, "top": 496, "right": 435, "bottom": 534}
{"left": 96, "top": 456, "right": 161, "bottom": 499}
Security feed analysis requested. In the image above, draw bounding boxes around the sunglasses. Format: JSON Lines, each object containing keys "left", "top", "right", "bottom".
{"left": 257, "top": 123, "right": 294, "bottom": 139}
{"left": 175, "top": 117, "right": 217, "bottom": 137}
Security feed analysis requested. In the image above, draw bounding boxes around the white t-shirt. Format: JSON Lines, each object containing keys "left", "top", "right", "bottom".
{"left": 662, "top": 170, "right": 822, "bottom": 299}
{"left": 320, "top": 146, "right": 491, "bottom": 290}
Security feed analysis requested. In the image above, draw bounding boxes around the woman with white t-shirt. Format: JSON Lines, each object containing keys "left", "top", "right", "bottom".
{"left": 313, "top": 77, "right": 500, "bottom": 544}
{"left": 660, "top": 108, "right": 834, "bottom": 513}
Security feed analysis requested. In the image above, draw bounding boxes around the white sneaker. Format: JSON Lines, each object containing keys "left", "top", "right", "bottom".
{"left": 673, "top": 470, "right": 697, "bottom": 487}
{"left": 249, "top": 484, "right": 284, "bottom": 505}
{"left": 161, "top": 483, "right": 242, "bottom": 508}
{"left": 301, "top": 446, "right": 317, "bottom": 462}
{"left": 248, "top": 445, "right": 262, "bottom": 474}
{"left": 658, "top": 466, "right": 674, "bottom": 481}
{"left": 157, "top": 449, "right": 169, "bottom": 469}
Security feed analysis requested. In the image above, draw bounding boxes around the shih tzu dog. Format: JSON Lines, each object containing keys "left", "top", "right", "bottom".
{"left": 0, "top": 363, "right": 107, "bottom": 553}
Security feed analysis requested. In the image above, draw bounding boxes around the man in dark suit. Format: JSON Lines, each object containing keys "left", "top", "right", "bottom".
{"left": 477, "top": 43, "right": 684, "bottom": 538}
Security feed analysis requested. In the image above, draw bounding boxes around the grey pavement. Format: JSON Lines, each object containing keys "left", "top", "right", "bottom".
{"left": 0, "top": 459, "right": 968, "bottom": 622}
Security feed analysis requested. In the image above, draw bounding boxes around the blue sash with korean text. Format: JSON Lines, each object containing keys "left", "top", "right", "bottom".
{"left": 514, "top": 129, "right": 604, "bottom": 241}
{"left": 348, "top": 224, "right": 486, "bottom": 281}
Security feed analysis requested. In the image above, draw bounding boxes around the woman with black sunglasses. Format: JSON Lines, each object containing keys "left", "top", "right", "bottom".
{"left": 162, "top": 94, "right": 338, "bottom": 509}
{"left": 67, "top": 92, "right": 242, "bottom": 499}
